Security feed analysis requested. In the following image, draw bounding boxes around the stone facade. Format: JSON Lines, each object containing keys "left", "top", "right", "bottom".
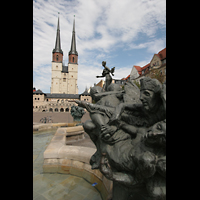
{"left": 33, "top": 89, "right": 91, "bottom": 113}
{"left": 50, "top": 16, "right": 78, "bottom": 94}
{"left": 133, "top": 47, "right": 166, "bottom": 84}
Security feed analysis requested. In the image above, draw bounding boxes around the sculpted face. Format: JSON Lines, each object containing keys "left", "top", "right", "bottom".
{"left": 140, "top": 89, "right": 157, "bottom": 111}
{"left": 143, "top": 120, "right": 166, "bottom": 147}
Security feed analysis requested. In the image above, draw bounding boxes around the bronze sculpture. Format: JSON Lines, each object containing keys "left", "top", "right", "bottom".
{"left": 76, "top": 63, "right": 166, "bottom": 200}
{"left": 96, "top": 61, "right": 115, "bottom": 91}
{"left": 70, "top": 105, "right": 86, "bottom": 122}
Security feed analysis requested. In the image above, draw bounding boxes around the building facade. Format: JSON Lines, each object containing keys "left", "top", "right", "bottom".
{"left": 33, "top": 89, "right": 91, "bottom": 112}
{"left": 132, "top": 47, "right": 166, "bottom": 84}
{"left": 51, "top": 16, "right": 78, "bottom": 94}
{"left": 33, "top": 16, "right": 91, "bottom": 113}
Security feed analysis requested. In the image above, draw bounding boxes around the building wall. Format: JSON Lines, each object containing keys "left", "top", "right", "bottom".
{"left": 69, "top": 54, "right": 78, "bottom": 64}
{"left": 68, "top": 63, "right": 78, "bottom": 94}
{"left": 52, "top": 52, "right": 63, "bottom": 62}
{"left": 51, "top": 62, "right": 62, "bottom": 93}
{"left": 51, "top": 62, "right": 78, "bottom": 94}
{"left": 150, "top": 54, "right": 162, "bottom": 69}
{"left": 33, "top": 94, "right": 47, "bottom": 112}
{"left": 33, "top": 96, "right": 78, "bottom": 112}
{"left": 80, "top": 95, "right": 92, "bottom": 103}
{"left": 60, "top": 72, "right": 69, "bottom": 94}
{"left": 130, "top": 66, "right": 139, "bottom": 80}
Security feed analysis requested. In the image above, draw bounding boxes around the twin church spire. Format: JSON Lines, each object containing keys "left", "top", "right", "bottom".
{"left": 52, "top": 16, "right": 63, "bottom": 54}
{"left": 52, "top": 14, "right": 78, "bottom": 63}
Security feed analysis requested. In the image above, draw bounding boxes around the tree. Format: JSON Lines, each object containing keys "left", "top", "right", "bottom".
{"left": 133, "top": 80, "right": 141, "bottom": 89}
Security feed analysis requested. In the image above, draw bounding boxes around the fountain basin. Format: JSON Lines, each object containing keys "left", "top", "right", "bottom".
{"left": 43, "top": 126, "right": 113, "bottom": 200}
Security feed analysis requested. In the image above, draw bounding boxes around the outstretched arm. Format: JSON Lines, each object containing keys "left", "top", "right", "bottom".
{"left": 75, "top": 100, "right": 114, "bottom": 116}
{"left": 96, "top": 75, "right": 104, "bottom": 78}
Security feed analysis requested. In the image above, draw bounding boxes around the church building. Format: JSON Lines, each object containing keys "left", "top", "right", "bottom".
{"left": 51, "top": 15, "right": 78, "bottom": 94}
{"left": 33, "top": 16, "right": 91, "bottom": 113}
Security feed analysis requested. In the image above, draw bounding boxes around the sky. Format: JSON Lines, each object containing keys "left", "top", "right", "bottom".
{"left": 33, "top": 0, "right": 166, "bottom": 94}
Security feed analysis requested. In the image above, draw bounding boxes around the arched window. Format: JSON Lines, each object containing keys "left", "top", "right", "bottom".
{"left": 65, "top": 108, "right": 69, "bottom": 112}
{"left": 49, "top": 108, "right": 53, "bottom": 112}
{"left": 56, "top": 55, "right": 59, "bottom": 61}
{"left": 55, "top": 108, "right": 58, "bottom": 112}
{"left": 60, "top": 108, "right": 64, "bottom": 112}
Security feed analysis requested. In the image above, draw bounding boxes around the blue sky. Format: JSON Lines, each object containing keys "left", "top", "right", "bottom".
{"left": 33, "top": 0, "right": 166, "bottom": 94}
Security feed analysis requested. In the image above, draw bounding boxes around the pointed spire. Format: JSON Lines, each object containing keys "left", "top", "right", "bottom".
{"left": 69, "top": 16, "right": 78, "bottom": 56}
{"left": 53, "top": 13, "right": 63, "bottom": 54}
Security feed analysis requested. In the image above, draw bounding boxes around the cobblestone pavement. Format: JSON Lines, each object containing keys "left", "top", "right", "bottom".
{"left": 33, "top": 130, "right": 101, "bottom": 200}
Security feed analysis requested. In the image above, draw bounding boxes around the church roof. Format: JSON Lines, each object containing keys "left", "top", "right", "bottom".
{"left": 52, "top": 15, "right": 63, "bottom": 54}
{"left": 69, "top": 16, "right": 78, "bottom": 56}
{"left": 33, "top": 89, "right": 46, "bottom": 95}
{"left": 81, "top": 88, "right": 90, "bottom": 96}
{"left": 45, "top": 93, "right": 79, "bottom": 99}
{"left": 62, "top": 65, "right": 68, "bottom": 73}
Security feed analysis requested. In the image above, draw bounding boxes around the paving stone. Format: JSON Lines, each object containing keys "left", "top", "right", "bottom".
{"left": 33, "top": 129, "right": 102, "bottom": 200}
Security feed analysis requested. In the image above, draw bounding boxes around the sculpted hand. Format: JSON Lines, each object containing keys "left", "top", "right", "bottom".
{"left": 75, "top": 100, "right": 87, "bottom": 109}
{"left": 108, "top": 113, "right": 119, "bottom": 125}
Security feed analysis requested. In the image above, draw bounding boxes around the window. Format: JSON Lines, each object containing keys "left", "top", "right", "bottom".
{"left": 38, "top": 98, "right": 40, "bottom": 100}
{"left": 56, "top": 65, "right": 58, "bottom": 68}
{"left": 73, "top": 57, "right": 74, "bottom": 62}
{"left": 35, "top": 98, "right": 37, "bottom": 100}
{"left": 56, "top": 55, "right": 58, "bottom": 61}
{"left": 63, "top": 78, "right": 66, "bottom": 82}
{"left": 162, "top": 59, "right": 166, "bottom": 64}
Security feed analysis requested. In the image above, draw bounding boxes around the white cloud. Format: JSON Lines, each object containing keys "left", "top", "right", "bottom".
{"left": 127, "top": 37, "right": 166, "bottom": 54}
{"left": 33, "top": 0, "right": 166, "bottom": 93}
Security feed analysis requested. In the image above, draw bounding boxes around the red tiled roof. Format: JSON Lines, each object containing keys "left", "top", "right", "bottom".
{"left": 157, "top": 47, "right": 166, "bottom": 60}
{"left": 134, "top": 65, "right": 142, "bottom": 75}
{"left": 125, "top": 75, "right": 130, "bottom": 80}
{"left": 123, "top": 47, "right": 166, "bottom": 79}
{"left": 141, "top": 63, "right": 150, "bottom": 74}
{"left": 141, "top": 63, "right": 150, "bottom": 70}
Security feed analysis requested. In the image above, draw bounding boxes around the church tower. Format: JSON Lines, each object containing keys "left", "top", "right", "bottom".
{"left": 68, "top": 16, "right": 78, "bottom": 94}
{"left": 50, "top": 15, "right": 78, "bottom": 94}
{"left": 51, "top": 15, "right": 63, "bottom": 93}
